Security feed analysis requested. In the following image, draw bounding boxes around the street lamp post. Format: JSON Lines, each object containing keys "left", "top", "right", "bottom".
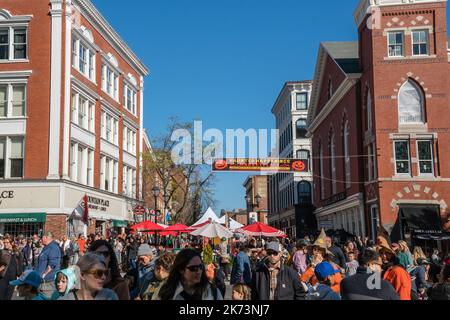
{"left": 152, "top": 186, "right": 160, "bottom": 223}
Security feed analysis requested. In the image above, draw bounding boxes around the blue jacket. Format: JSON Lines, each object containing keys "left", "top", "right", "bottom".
{"left": 230, "top": 251, "right": 252, "bottom": 285}
{"left": 307, "top": 284, "right": 341, "bottom": 300}
{"left": 35, "top": 240, "right": 61, "bottom": 282}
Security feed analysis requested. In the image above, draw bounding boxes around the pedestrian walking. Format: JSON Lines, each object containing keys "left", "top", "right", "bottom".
{"left": 251, "top": 241, "right": 306, "bottom": 300}
{"left": 157, "top": 248, "right": 223, "bottom": 300}
{"left": 9, "top": 270, "right": 48, "bottom": 300}
{"left": 0, "top": 236, "right": 22, "bottom": 300}
{"left": 292, "top": 240, "right": 309, "bottom": 276}
{"left": 58, "top": 252, "right": 118, "bottom": 300}
{"left": 143, "top": 252, "right": 175, "bottom": 300}
{"left": 325, "top": 236, "right": 346, "bottom": 270}
{"left": 306, "top": 262, "right": 341, "bottom": 300}
{"left": 89, "top": 240, "right": 130, "bottom": 300}
{"left": 340, "top": 250, "right": 399, "bottom": 300}
{"left": 230, "top": 244, "right": 252, "bottom": 286}
{"left": 51, "top": 267, "right": 79, "bottom": 300}
{"left": 128, "top": 244, "right": 157, "bottom": 299}
{"left": 35, "top": 232, "right": 61, "bottom": 299}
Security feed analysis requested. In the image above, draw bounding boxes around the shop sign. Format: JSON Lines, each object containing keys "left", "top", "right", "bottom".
{"left": 0, "top": 213, "right": 46, "bottom": 223}
{"left": 0, "top": 190, "right": 14, "bottom": 206}
{"left": 87, "top": 196, "right": 110, "bottom": 212}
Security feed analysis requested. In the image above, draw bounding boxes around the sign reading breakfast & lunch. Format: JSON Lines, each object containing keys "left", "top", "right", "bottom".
{"left": 0, "top": 213, "right": 46, "bottom": 223}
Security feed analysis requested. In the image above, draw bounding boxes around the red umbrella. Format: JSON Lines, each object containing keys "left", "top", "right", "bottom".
{"left": 131, "top": 221, "right": 165, "bottom": 232}
{"left": 236, "top": 222, "right": 287, "bottom": 238}
{"left": 166, "top": 224, "right": 190, "bottom": 233}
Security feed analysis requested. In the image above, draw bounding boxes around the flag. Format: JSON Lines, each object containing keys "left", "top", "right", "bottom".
{"left": 165, "top": 211, "right": 171, "bottom": 222}
{"left": 68, "top": 194, "right": 89, "bottom": 225}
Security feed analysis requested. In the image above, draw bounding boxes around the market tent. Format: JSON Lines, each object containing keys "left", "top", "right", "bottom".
{"left": 236, "top": 222, "right": 287, "bottom": 238}
{"left": 191, "top": 207, "right": 221, "bottom": 227}
{"left": 130, "top": 221, "right": 165, "bottom": 232}
{"left": 190, "top": 221, "right": 233, "bottom": 239}
{"left": 217, "top": 216, "right": 244, "bottom": 230}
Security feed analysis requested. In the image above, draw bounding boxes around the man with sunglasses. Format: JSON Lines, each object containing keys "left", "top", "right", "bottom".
{"left": 340, "top": 250, "right": 399, "bottom": 300}
{"left": 251, "top": 241, "right": 306, "bottom": 300}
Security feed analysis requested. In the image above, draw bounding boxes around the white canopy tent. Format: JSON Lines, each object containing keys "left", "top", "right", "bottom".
{"left": 217, "top": 215, "right": 244, "bottom": 230}
{"left": 191, "top": 207, "right": 221, "bottom": 226}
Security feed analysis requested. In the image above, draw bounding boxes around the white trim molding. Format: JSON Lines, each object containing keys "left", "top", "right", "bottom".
{"left": 47, "top": 0, "right": 64, "bottom": 180}
{"left": 63, "top": 0, "right": 73, "bottom": 180}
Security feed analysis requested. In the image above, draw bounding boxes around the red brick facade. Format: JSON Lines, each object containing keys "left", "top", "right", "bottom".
{"left": 309, "top": 0, "right": 450, "bottom": 252}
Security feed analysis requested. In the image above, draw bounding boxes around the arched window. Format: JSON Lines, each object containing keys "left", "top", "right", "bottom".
{"left": 296, "top": 119, "right": 308, "bottom": 138}
{"left": 398, "top": 80, "right": 425, "bottom": 124}
{"left": 296, "top": 149, "right": 310, "bottom": 172}
{"left": 298, "top": 181, "right": 312, "bottom": 204}
{"left": 344, "top": 121, "right": 351, "bottom": 189}
{"left": 330, "top": 131, "right": 337, "bottom": 195}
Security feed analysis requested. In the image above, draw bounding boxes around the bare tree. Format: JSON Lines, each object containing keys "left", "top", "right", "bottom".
{"left": 142, "top": 117, "right": 217, "bottom": 225}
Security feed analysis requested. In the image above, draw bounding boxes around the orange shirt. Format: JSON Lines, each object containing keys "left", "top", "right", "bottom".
{"left": 77, "top": 239, "right": 86, "bottom": 253}
{"left": 300, "top": 264, "right": 342, "bottom": 294}
{"left": 383, "top": 266, "right": 412, "bottom": 300}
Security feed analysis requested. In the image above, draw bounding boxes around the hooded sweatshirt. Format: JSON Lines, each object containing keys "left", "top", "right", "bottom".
{"left": 51, "top": 267, "right": 78, "bottom": 300}
{"left": 306, "top": 284, "right": 341, "bottom": 300}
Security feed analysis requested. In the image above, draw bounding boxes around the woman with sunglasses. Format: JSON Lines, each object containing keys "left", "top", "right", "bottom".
{"left": 157, "top": 249, "right": 223, "bottom": 300}
{"left": 88, "top": 240, "right": 130, "bottom": 300}
{"left": 59, "top": 252, "right": 118, "bottom": 300}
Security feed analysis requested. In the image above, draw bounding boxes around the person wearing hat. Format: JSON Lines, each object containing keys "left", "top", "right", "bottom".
{"left": 9, "top": 270, "right": 48, "bottom": 300}
{"left": 300, "top": 229, "right": 330, "bottom": 289}
{"left": 427, "top": 263, "right": 450, "bottom": 300}
{"left": 292, "top": 239, "right": 309, "bottom": 276}
{"left": 410, "top": 258, "right": 432, "bottom": 300}
{"left": 305, "top": 262, "right": 340, "bottom": 300}
{"left": 127, "top": 243, "right": 157, "bottom": 300}
{"left": 251, "top": 241, "right": 306, "bottom": 300}
{"left": 377, "top": 236, "right": 412, "bottom": 300}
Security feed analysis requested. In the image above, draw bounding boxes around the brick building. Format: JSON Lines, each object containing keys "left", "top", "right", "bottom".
{"left": 244, "top": 175, "right": 268, "bottom": 227}
{"left": 308, "top": 0, "right": 450, "bottom": 251}
{"left": 0, "top": 0, "right": 149, "bottom": 238}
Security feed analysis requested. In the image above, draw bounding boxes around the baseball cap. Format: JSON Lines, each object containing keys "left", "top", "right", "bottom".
{"left": 266, "top": 242, "right": 281, "bottom": 253}
{"left": 314, "top": 262, "right": 340, "bottom": 280}
{"left": 10, "top": 270, "right": 42, "bottom": 289}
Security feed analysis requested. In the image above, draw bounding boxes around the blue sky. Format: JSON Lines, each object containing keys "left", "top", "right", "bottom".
{"left": 90, "top": 0, "right": 365, "bottom": 213}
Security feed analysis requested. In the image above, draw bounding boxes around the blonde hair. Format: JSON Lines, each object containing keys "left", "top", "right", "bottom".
{"left": 398, "top": 240, "right": 410, "bottom": 253}
{"left": 412, "top": 246, "right": 427, "bottom": 265}
{"left": 232, "top": 283, "right": 251, "bottom": 300}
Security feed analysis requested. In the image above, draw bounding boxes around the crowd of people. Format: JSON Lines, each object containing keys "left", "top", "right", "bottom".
{"left": 0, "top": 229, "right": 449, "bottom": 301}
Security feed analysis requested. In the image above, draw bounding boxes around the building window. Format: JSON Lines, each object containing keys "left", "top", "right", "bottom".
{"left": 123, "top": 165, "right": 137, "bottom": 197}
{"left": 370, "top": 206, "right": 379, "bottom": 242}
{"left": 102, "top": 65, "right": 119, "bottom": 100}
{"left": 298, "top": 181, "right": 312, "bottom": 204}
{"left": 0, "top": 83, "right": 26, "bottom": 118}
{"left": 368, "top": 144, "right": 373, "bottom": 181}
{"left": 9, "top": 137, "right": 24, "bottom": 178}
{"left": 330, "top": 133, "right": 337, "bottom": 195}
{"left": 398, "top": 80, "right": 424, "bottom": 124}
{"left": 123, "top": 126, "right": 137, "bottom": 155}
{"left": 388, "top": 31, "right": 404, "bottom": 57}
{"left": 366, "top": 88, "right": 372, "bottom": 133}
{"left": 296, "top": 119, "right": 308, "bottom": 139}
{"left": 296, "top": 93, "right": 308, "bottom": 110}
{"left": 100, "top": 155, "right": 118, "bottom": 193}
{"left": 0, "top": 27, "right": 27, "bottom": 60}
{"left": 72, "top": 38, "right": 96, "bottom": 82}
{"left": 70, "top": 142, "right": 94, "bottom": 186}
{"left": 417, "top": 140, "right": 434, "bottom": 175}
{"left": 394, "top": 140, "right": 411, "bottom": 175}
{"left": 124, "top": 84, "right": 137, "bottom": 115}
{"left": 296, "top": 149, "right": 310, "bottom": 171}
{"left": 344, "top": 121, "right": 351, "bottom": 189}
{"left": 71, "top": 92, "right": 95, "bottom": 133}
{"left": 101, "top": 110, "right": 118, "bottom": 145}
{"left": 319, "top": 143, "right": 325, "bottom": 200}
{"left": 412, "top": 30, "right": 429, "bottom": 56}
{"left": 327, "top": 78, "right": 333, "bottom": 100}
{"left": 0, "top": 137, "right": 4, "bottom": 178}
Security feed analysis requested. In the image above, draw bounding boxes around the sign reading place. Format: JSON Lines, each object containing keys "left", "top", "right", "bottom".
{"left": 0, "top": 190, "right": 14, "bottom": 206}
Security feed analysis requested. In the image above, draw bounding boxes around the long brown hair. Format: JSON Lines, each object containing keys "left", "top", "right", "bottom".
{"left": 158, "top": 249, "right": 208, "bottom": 300}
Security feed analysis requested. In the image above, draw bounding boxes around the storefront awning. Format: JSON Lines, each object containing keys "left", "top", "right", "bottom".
{"left": 0, "top": 213, "right": 46, "bottom": 223}
{"left": 400, "top": 206, "right": 450, "bottom": 240}
{"left": 112, "top": 220, "right": 128, "bottom": 228}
